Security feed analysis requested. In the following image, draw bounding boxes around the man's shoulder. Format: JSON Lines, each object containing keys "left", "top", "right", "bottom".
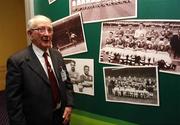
{"left": 6, "top": 46, "right": 33, "bottom": 66}
{"left": 9, "top": 46, "right": 31, "bottom": 60}
{"left": 50, "top": 48, "right": 62, "bottom": 56}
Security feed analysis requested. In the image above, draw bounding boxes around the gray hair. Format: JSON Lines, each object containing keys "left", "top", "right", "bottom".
{"left": 27, "top": 15, "right": 52, "bottom": 30}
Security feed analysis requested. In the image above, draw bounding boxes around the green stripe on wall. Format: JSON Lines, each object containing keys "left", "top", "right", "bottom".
{"left": 71, "top": 109, "right": 138, "bottom": 125}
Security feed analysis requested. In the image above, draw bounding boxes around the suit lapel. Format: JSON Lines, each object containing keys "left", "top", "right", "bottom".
{"left": 26, "top": 46, "right": 50, "bottom": 86}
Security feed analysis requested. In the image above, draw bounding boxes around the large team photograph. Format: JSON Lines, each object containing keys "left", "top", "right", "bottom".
{"left": 103, "top": 66, "right": 159, "bottom": 106}
{"left": 99, "top": 20, "right": 180, "bottom": 75}
{"left": 70, "top": 0, "right": 137, "bottom": 23}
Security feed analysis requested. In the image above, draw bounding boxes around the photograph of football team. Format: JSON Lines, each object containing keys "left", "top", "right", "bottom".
{"left": 69, "top": 0, "right": 137, "bottom": 23}
{"left": 64, "top": 58, "right": 94, "bottom": 96}
{"left": 103, "top": 66, "right": 159, "bottom": 106}
{"left": 99, "top": 20, "right": 180, "bottom": 75}
{"left": 52, "top": 12, "right": 87, "bottom": 57}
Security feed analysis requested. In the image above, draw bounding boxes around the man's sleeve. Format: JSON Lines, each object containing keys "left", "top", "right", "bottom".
{"left": 6, "top": 57, "right": 26, "bottom": 125}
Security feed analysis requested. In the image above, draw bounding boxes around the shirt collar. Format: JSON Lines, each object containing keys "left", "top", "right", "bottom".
{"left": 32, "top": 43, "right": 50, "bottom": 57}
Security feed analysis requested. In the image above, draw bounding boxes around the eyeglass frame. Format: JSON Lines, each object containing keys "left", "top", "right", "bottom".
{"left": 31, "top": 27, "right": 53, "bottom": 34}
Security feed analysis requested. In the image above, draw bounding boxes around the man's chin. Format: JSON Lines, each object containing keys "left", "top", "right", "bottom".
{"left": 40, "top": 45, "right": 52, "bottom": 51}
{"left": 43, "top": 42, "right": 52, "bottom": 48}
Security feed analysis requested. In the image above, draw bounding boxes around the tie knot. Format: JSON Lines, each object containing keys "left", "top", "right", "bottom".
{"left": 43, "top": 52, "right": 49, "bottom": 58}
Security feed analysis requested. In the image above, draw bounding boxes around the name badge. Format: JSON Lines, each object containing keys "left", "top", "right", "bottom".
{"left": 60, "top": 67, "right": 67, "bottom": 82}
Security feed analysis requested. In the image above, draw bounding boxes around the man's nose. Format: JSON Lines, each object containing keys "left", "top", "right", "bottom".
{"left": 44, "top": 29, "right": 51, "bottom": 35}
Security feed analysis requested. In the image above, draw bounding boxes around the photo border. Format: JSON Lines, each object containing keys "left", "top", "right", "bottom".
{"left": 48, "top": 0, "right": 56, "bottom": 4}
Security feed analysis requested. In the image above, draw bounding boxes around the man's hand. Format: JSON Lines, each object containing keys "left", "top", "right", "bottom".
{"left": 63, "top": 107, "right": 72, "bottom": 125}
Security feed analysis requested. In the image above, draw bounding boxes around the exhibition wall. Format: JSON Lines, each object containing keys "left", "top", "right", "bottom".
{"left": 34, "top": 0, "right": 180, "bottom": 124}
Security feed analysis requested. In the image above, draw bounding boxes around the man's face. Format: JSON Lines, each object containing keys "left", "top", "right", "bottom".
{"left": 28, "top": 21, "right": 53, "bottom": 51}
{"left": 70, "top": 62, "right": 76, "bottom": 71}
{"left": 109, "top": 32, "right": 113, "bottom": 38}
{"left": 118, "top": 25, "right": 122, "bottom": 30}
{"left": 129, "top": 25, "right": 132, "bottom": 29}
{"left": 139, "top": 24, "right": 144, "bottom": 29}
{"left": 84, "top": 67, "right": 89, "bottom": 75}
{"left": 178, "top": 30, "right": 180, "bottom": 36}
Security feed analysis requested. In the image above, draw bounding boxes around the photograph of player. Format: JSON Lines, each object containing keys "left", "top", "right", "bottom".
{"left": 64, "top": 58, "right": 94, "bottom": 96}
{"left": 52, "top": 12, "right": 87, "bottom": 56}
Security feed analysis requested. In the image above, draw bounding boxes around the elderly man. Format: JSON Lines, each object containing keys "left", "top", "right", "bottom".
{"left": 6, "top": 15, "right": 74, "bottom": 125}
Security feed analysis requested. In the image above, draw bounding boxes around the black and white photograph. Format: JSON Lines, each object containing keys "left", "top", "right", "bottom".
{"left": 103, "top": 66, "right": 159, "bottom": 106}
{"left": 70, "top": 0, "right": 137, "bottom": 23}
{"left": 48, "top": 0, "right": 56, "bottom": 4}
{"left": 52, "top": 12, "right": 87, "bottom": 56}
{"left": 99, "top": 20, "right": 180, "bottom": 75}
{"left": 64, "top": 58, "right": 94, "bottom": 96}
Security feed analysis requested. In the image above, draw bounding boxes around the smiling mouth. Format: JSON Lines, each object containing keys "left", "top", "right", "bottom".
{"left": 42, "top": 36, "right": 50, "bottom": 42}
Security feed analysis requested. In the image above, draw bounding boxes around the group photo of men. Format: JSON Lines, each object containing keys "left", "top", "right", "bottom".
{"left": 104, "top": 66, "right": 159, "bottom": 106}
{"left": 100, "top": 20, "right": 180, "bottom": 74}
{"left": 70, "top": 0, "right": 136, "bottom": 23}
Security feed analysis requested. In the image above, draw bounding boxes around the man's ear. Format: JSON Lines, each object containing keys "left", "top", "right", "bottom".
{"left": 27, "top": 30, "right": 32, "bottom": 35}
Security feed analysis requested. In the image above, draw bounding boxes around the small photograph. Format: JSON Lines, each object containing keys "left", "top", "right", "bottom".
{"left": 52, "top": 13, "right": 87, "bottom": 57}
{"left": 64, "top": 58, "right": 94, "bottom": 96}
{"left": 48, "top": 0, "right": 56, "bottom": 4}
{"left": 70, "top": 0, "right": 137, "bottom": 23}
{"left": 99, "top": 20, "right": 180, "bottom": 75}
{"left": 103, "top": 66, "right": 159, "bottom": 106}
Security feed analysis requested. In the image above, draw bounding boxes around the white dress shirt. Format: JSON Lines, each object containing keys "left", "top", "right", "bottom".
{"left": 32, "top": 43, "right": 56, "bottom": 78}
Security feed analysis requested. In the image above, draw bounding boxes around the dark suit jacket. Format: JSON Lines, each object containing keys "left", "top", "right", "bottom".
{"left": 6, "top": 45, "right": 74, "bottom": 125}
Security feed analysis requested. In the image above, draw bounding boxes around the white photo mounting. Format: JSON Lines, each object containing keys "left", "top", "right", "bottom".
{"left": 48, "top": 0, "right": 56, "bottom": 4}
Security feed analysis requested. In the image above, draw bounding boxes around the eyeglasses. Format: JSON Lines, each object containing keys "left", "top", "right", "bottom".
{"left": 31, "top": 27, "right": 53, "bottom": 34}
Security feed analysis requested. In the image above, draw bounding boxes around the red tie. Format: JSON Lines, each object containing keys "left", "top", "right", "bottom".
{"left": 43, "top": 52, "right": 60, "bottom": 108}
